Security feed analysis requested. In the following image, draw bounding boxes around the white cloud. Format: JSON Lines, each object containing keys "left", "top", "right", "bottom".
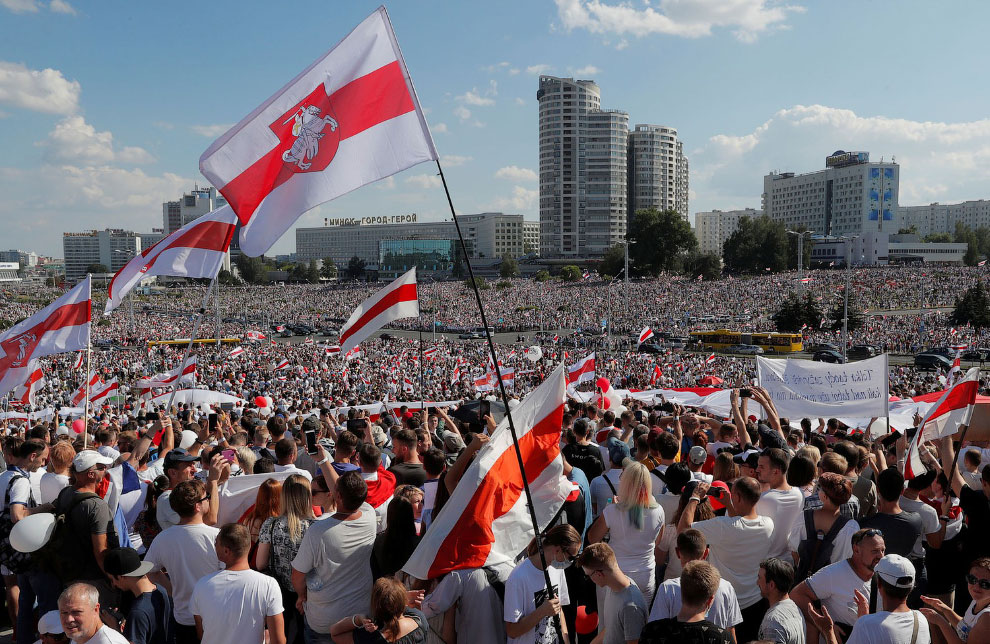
{"left": 190, "top": 123, "right": 233, "bottom": 138}
{"left": 39, "top": 115, "right": 154, "bottom": 165}
{"left": 526, "top": 64, "right": 553, "bottom": 75}
{"left": 483, "top": 61, "right": 512, "bottom": 72}
{"left": 374, "top": 176, "right": 396, "bottom": 190}
{"left": 508, "top": 68, "right": 520, "bottom": 76}
{"left": 453, "top": 105, "right": 471, "bottom": 121}
{"left": 49, "top": 0, "right": 75, "bottom": 14}
{"left": 489, "top": 186, "right": 538, "bottom": 212}
{"left": 554, "top": 0, "right": 804, "bottom": 43}
{"left": 693, "top": 104, "right": 990, "bottom": 212}
{"left": 0, "top": 0, "right": 40, "bottom": 12}
{"left": 573, "top": 65, "right": 600, "bottom": 75}
{"left": 514, "top": 97, "right": 527, "bottom": 106}
{"left": 442, "top": 155, "right": 472, "bottom": 167}
{"left": 495, "top": 166, "right": 538, "bottom": 182}
{"left": 432, "top": 122, "right": 448, "bottom": 134}
{"left": 457, "top": 89, "right": 494, "bottom": 107}
{"left": 0, "top": 61, "right": 80, "bottom": 115}
{"left": 405, "top": 174, "right": 443, "bottom": 189}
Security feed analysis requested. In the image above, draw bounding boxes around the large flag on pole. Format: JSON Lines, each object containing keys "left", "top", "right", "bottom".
{"left": 338, "top": 267, "right": 418, "bottom": 356}
{"left": 637, "top": 327, "right": 654, "bottom": 348}
{"left": 105, "top": 208, "right": 238, "bottom": 314}
{"left": 198, "top": 7, "right": 438, "bottom": 257}
{"left": 905, "top": 367, "right": 980, "bottom": 479}
{"left": 403, "top": 364, "right": 570, "bottom": 580}
{"left": 134, "top": 355, "right": 198, "bottom": 390}
{"left": 566, "top": 352, "right": 596, "bottom": 387}
{"left": 0, "top": 276, "right": 91, "bottom": 398}
{"left": 71, "top": 371, "right": 102, "bottom": 406}
{"left": 89, "top": 378, "right": 119, "bottom": 406}
{"left": 12, "top": 362, "right": 45, "bottom": 406}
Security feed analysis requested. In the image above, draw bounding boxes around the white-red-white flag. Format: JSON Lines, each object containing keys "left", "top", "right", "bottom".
{"left": 566, "top": 352, "right": 596, "bottom": 387}
{"left": 325, "top": 345, "right": 341, "bottom": 356}
{"left": 705, "top": 353, "right": 716, "bottom": 365}
{"left": 304, "top": 337, "right": 314, "bottom": 345}
{"left": 0, "top": 277, "right": 91, "bottom": 398}
{"left": 71, "top": 371, "right": 102, "bottom": 406}
{"left": 637, "top": 327, "right": 654, "bottom": 348}
{"left": 276, "top": 359, "right": 290, "bottom": 370}
{"left": 12, "top": 362, "right": 45, "bottom": 406}
{"left": 344, "top": 347, "right": 363, "bottom": 361}
{"left": 339, "top": 267, "right": 418, "bottom": 355}
{"left": 199, "top": 7, "right": 438, "bottom": 256}
{"left": 89, "top": 378, "right": 119, "bottom": 405}
{"left": 650, "top": 365, "right": 662, "bottom": 386}
{"left": 905, "top": 367, "right": 981, "bottom": 479}
{"left": 473, "top": 373, "right": 495, "bottom": 392}
{"left": 72, "top": 352, "right": 84, "bottom": 370}
{"left": 403, "top": 364, "right": 570, "bottom": 579}
{"left": 422, "top": 347, "right": 437, "bottom": 359}
{"left": 275, "top": 325, "right": 286, "bottom": 333}
{"left": 229, "top": 346, "right": 245, "bottom": 358}
{"left": 246, "top": 330, "right": 267, "bottom": 341}
{"left": 403, "top": 377, "right": 414, "bottom": 394}
{"left": 105, "top": 208, "right": 237, "bottom": 314}
{"left": 450, "top": 364, "right": 461, "bottom": 386}
{"left": 135, "top": 355, "right": 197, "bottom": 389}
{"left": 949, "top": 351, "right": 962, "bottom": 381}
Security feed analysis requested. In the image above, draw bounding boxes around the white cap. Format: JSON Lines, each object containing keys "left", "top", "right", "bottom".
{"left": 875, "top": 554, "right": 915, "bottom": 588}
{"left": 38, "top": 610, "right": 63, "bottom": 635}
{"left": 98, "top": 446, "right": 121, "bottom": 461}
{"left": 179, "top": 429, "right": 198, "bottom": 450}
{"left": 72, "top": 450, "right": 114, "bottom": 472}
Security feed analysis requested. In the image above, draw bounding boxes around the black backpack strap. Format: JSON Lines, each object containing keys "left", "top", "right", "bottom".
{"left": 1, "top": 474, "right": 25, "bottom": 518}
{"left": 603, "top": 473, "right": 618, "bottom": 496}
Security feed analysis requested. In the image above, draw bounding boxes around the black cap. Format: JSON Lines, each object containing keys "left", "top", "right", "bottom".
{"left": 103, "top": 547, "right": 155, "bottom": 577}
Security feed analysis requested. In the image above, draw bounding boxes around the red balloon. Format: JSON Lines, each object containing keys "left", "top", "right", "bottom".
{"left": 595, "top": 377, "right": 610, "bottom": 391}
{"left": 254, "top": 396, "right": 268, "bottom": 407}
{"left": 71, "top": 419, "right": 85, "bottom": 434}
{"left": 575, "top": 606, "right": 598, "bottom": 635}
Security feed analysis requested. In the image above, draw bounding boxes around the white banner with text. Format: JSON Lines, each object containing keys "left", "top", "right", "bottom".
{"left": 757, "top": 354, "right": 889, "bottom": 420}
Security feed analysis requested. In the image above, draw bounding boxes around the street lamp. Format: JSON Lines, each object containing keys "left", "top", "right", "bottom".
{"left": 786, "top": 230, "right": 814, "bottom": 290}
{"left": 837, "top": 235, "right": 859, "bottom": 362}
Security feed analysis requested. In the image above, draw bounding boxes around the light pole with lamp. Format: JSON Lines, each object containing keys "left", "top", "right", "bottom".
{"left": 786, "top": 230, "right": 813, "bottom": 290}
{"left": 839, "top": 235, "right": 859, "bottom": 362}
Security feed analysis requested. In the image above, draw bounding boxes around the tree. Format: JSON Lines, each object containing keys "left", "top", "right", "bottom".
{"left": 320, "top": 258, "right": 338, "bottom": 280}
{"left": 951, "top": 281, "right": 990, "bottom": 329}
{"left": 499, "top": 255, "right": 519, "bottom": 278}
{"left": 534, "top": 270, "right": 550, "bottom": 282}
{"left": 559, "top": 265, "right": 582, "bottom": 282}
{"left": 85, "top": 263, "right": 109, "bottom": 274}
{"left": 598, "top": 245, "right": 624, "bottom": 279}
{"left": 897, "top": 225, "right": 919, "bottom": 235}
{"left": 964, "top": 236, "right": 981, "bottom": 266}
{"left": 773, "top": 291, "right": 824, "bottom": 332}
{"left": 828, "top": 291, "right": 865, "bottom": 332}
{"left": 307, "top": 259, "right": 320, "bottom": 283}
{"left": 924, "top": 232, "right": 952, "bottom": 243}
{"left": 346, "top": 256, "right": 366, "bottom": 280}
{"left": 722, "top": 216, "right": 790, "bottom": 274}
{"left": 234, "top": 254, "right": 267, "bottom": 284}
{"left": 217, "top": 269, "right": 241, "bottom": 286}
{"left": 681, "top": 251, "right": 721, "bottom": 281}
{"left": 464, "top": 277, "right": 489, "bottom": 291}
{"left": 628, "top": 208, "right": 697, "bottom": 275}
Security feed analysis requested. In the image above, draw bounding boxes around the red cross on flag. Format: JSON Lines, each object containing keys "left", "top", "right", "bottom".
{"left": 0, "top": 276, "right": 91, "bottom": 398}
{"left": 199, "top": 7, "right": 438, "bottom": 257}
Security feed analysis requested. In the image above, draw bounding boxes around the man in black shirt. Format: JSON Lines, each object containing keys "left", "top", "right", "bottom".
{"left": 941, "top": 436, "right": 990, "bottom": 609}
{"left": 641, "top": 560, "right": 734, "bottom": 644}
{"left": 859, "top": 467, "right": 923, "bottom": 559}
{"left": 387, "top": 428, "right": 427, "bottom": 487}
{"left": 105, "top": 547, "right": 173, "bottom": 644}
{"left": 562, "top": 418, "right": 606, "bottom": 482}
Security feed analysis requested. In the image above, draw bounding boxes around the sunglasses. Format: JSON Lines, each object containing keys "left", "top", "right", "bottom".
{"left": 852, "top": 528, "right": 883, "bottom": 545}
{"left": 967, "top": 574, "right": 990, "bottom": 591}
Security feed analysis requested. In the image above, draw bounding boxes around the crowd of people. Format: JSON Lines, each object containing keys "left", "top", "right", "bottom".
{"left": 1, "top": 269, "right": 990, "bottom": 643}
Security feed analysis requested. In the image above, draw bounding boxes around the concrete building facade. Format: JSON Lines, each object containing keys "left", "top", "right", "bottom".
{"left": 896, "top": 200, "right": 990, "bottom": 237}
{"left": 63, "top": 230, "right": 142, "bottom": 283}
{"left": 694, "top": 208, "right": 762, "bottom": 255}
{"left": 162, "top": 186, "right": 227, "bottom": 234}
{"left": 628, "top": 124, "right": 689, "bottom": 220}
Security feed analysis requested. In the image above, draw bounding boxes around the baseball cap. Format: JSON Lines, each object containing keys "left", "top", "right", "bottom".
{"left": 37, "top": 610, "right": 62, "bottom": 635}
{"left": 163, "top": 448, "right": 198, "bottom": 471}
{"left": 688, "top": 445, "right": 708, "bottom": 465}
{"left": 606, "top": 437, "right": 631, "bottom": 466}
{"left": 178, "top": 429, "right": 198, "bottom": 450}
{"left": 733, "top": 449, "right": 761, "bottom": 470}
{"left": 301, "top": 415, "right": 320, "bottom": 434}
{"left": 103, "top": 547, "right": 155, "bottom": 578}
{"left": 73, "top": 450, "right": 114, "bottom": 472}
{"left": 875, "top": 554, "right": 915, "bottom": 588}
{"left": 442, "top": 430, "right": 465, "bottom": 453}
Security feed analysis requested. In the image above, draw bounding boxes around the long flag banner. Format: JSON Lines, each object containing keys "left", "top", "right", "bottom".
{"left": 338, "top": 267, "right": 418, "bottom": 356}
{"left": 905, "top": 367, "right": 980, "bottom": 479}
{"left": 199, "top": 6, "right": 438, "bottom": 256}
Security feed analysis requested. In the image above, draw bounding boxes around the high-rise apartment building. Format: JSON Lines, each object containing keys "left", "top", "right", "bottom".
{"left": 538, "top": 76, "right": 628, "bottom": 258}
{"left": 895, "top": 200, "right": 990, "bottom": 238}
{"left": 694, "top": 208, "right": 762, "bottom": 255}
{"left": 62, "top": 230, "right": 142, "bottom": 283}
{"left": 762, "top": 151, "right": 899, "bottom": 237}
{"left": 628, "top": 124, "right": 689, "bottom": 221}
{"left": 162, "top": 186, "right": 227, "bottom": 234}
{"left": 457, "top": 213, "right": 537, "bottom": 259}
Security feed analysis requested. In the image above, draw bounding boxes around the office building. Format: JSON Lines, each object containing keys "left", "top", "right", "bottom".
{"left": 694, "top": 208, "right": 762, "bottom": 255}
{"left": 0, "top": 250, "right": 38, "bottom": 268}
{"left": 457, "top": 213, "right": 538, "bottom": 259}
{"left": 62, "top": 230, "right": 142, "bottom": 283}
{"left": 628, "top": 124, "right": 689, "bottom": 220}
{"left": 762, "top": 151, "right": 899, "bottom": 237}
{"left": 810, "top": 232, "right": 966, "bottom": 266}
{"left": 162, "top": 186, "right": 227, "bottom": 234}
{"left": 538, "top": 76, "right": 628, "bottom": 258}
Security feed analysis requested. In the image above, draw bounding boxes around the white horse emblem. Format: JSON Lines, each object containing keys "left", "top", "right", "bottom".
{"left": 281, "top": 105, "right": 339, "bottom": 170}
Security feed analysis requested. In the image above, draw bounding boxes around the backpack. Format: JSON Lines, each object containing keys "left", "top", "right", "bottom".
{"left": 796, "top": 509, "right": 852, "bottom": 582}
{"left": 0, "top": 474, "right": 34, "bottom": 574}
{"left": 36, "top": 487, "right": 117, "bottom": 581}
{"left": 482, "top": 566, "right": 505, "bottom": 603}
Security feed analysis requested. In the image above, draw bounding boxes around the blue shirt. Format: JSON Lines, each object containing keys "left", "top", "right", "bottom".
{"left": 124, "top": 584, "right": 173, "bottom": 644}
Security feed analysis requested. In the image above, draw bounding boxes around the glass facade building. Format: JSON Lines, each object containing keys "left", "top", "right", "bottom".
{"left": 378, "top": 239, "right": 461, "bottom": 279}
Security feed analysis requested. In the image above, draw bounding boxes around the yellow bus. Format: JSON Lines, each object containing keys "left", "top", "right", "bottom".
{"left": 689, "top": 330, "right": 803, "bottom": 353}
{"left": 147, "top": 338, "right": 241, "bottom": 347}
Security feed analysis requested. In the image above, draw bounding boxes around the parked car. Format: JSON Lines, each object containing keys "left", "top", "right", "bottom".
{"left": 813, "top": 349, "right": 845, "bottom": 363}
{"left": 727, "top": 344, "right": 764, "bottom": 355}
{"left": 637, "top": 343, "right": 664, "bottom": 354}
{"left": 847, "top": 345, "right": 881, "bottom": 361}
{"left": 915, "top": 353, "right": 953, "bottom": 371}
{"left": 279, "top": 329, "right": 293, "bottom": 338}
{"left": 963, "top": 348, "right": 989, "bottom": 362}
{"left": 807, "top": 342, "right": 840, "bottom": 354}
{"left": 458, "top": 331, "right": 485, "bottom": 340}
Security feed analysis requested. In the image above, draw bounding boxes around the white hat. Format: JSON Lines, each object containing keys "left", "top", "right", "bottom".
{"left": 875, "top": 554, "right": 915, "bottom": 588}
{"left": 98, "top": 446, "right": 121, "bottom": 461}
{"left": 72, "top": 450, "right": 114, "bottom": 472}
{"left": 179, "top": 429, "right": 198, "bottom": 450}
{"left": 37, "top": 609, "right": 63, "bottom": 635}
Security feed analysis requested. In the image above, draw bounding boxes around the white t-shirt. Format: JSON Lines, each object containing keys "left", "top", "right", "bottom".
{"left": 708, "top": 441, "right": 733, "bottom": 456}
{"left": 274, "top": 463, "right": 312, "bottom": 481}
{"left": 806, "top": 559, "right": 874, "bottom": 629}
{"left": 192, "top": 569, "right": 283, "bottom": 644}
{"left": 788, "top": 516, "right": 860, "bottom": 564}
{"left": 899, "top": 496, "right": 941, "bottom": 558}
{"left": 658, "top": 527, "right": 682, "bottom": 581}
{"left": 0, "top": 468, "right": 33, "bottom": 512}
{"left": 138, "top": 459, "right": 165, "bottom": 482}
{"left": 846, "top": 610, "right": 930, "bottom": 644}
{"left": 956, "top": 600, "right": 990, "bottom": 641}
{"left": 693, "top": 515, "right": 774, "bottom": 609}
{"left": 756, "top": 487, "right": 806, "bottom": 559}
{"left": 85, "top": 625, "right": 131, "bottom": 643}
{"left": 144, "top": 523, "right": 222, "bottom": 626}
{"left": 28, "top": 468, "right": 44, "bottom": 506}
{"left": 590, "top": 469, "right": 622, "bottom": 518}
{"left": 602, "top": 503, "right": 664, "bottom": 573}
{"left": 39, "top": 471, "right": 69, "bottom": 505}
{"left": 156, "top": 489, "right": 181, "bottom": 532}
{"left": 290, "top": 503, "right": 376, "bottom": 633}
{"left": 504, "top": 558, "right": 570, "bottom": 644}
{"left": 648, "top": 577, "right": 742, "bottom": 629}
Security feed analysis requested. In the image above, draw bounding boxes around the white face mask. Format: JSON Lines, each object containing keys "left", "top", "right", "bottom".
{"left": 550, "top": 559, "right": 572, "bottom": 570}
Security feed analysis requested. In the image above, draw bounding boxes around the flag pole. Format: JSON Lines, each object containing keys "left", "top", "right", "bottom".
{"left": 164, "top": 278, "right": 216, "bottom": 417}
{"left": 418, "top": 328, "right": 424, "bottom": 396}
{"left": 83, "top": 274, "right": 93, "bottom": 448}
{"left": 435, "top": 160, "right": 563, "bottom": 642}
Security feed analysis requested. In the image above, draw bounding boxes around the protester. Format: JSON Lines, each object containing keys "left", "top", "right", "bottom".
{"left": 421, "top": 567, "right": 506, "bottom": 644}
{"left": 920, "top": 556, "right": 990, "bottom": 642}
{"left": 328, "top": 577, "right": 427, "bottom": 644}
{"left": 57, "top": 582, "right": 129, "bottom": 644}
{"left": 757, "top": 557, "right": 806, "bottom": 644}
{"left": 640, "top": 560, "right": 735, "bottom": 644}
{"left": 103, "top": 547, "right": 173, "bottom": 644}
{"left": 577, "top": 543, "right": 648, "bottom": 644}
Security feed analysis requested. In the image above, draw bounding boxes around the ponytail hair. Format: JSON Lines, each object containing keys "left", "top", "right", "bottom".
{"left": 527, "top": 523, "right": 580, "bottom": 557}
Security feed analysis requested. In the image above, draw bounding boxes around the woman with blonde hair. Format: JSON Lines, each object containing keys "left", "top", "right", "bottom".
{"left": 40, "top": 440, "right": 75, "bottom": 504}
{"left": 588, "top": 461, "right": 664, "bottom": 602}
{"left": 257, "top": 474, "right": 315, "bottom": 644}
{"left": 712, "top": 451, "right": 738, "bottom": 485}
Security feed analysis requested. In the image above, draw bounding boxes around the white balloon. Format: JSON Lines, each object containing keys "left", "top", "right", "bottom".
{"left": 525, "top": 346, "right": 543, "bottom": 362}
{"left": 10, "top": 513, "right": 55, "bottom": 553}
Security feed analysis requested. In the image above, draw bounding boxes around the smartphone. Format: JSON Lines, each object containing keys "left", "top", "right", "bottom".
{"left": 147, "top": 412, "right": 159, "bottom": 421}
{"left": 740, "top": 388, "right": 752, "bottom": 398}
{"left": 305, "top": 427, "right": 318, "bottom": 455}
{"left": 221, "top": 449, "right": 236, "bottom": 463}
{"left": 208, "top": 413, "right": 218, "bottom": 432}
{"left": 220, "top": 402, "right": 234, "bottom": 411}
{"left": 706, "top": 488, "right": 722, "bottom": 497}
{"left": 811, "top": 599, "right": 823, "bottom": 612}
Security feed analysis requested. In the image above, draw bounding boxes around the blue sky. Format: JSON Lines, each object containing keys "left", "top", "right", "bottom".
{"left": 2, "top": 0, "right": 990, "bottom": 257}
